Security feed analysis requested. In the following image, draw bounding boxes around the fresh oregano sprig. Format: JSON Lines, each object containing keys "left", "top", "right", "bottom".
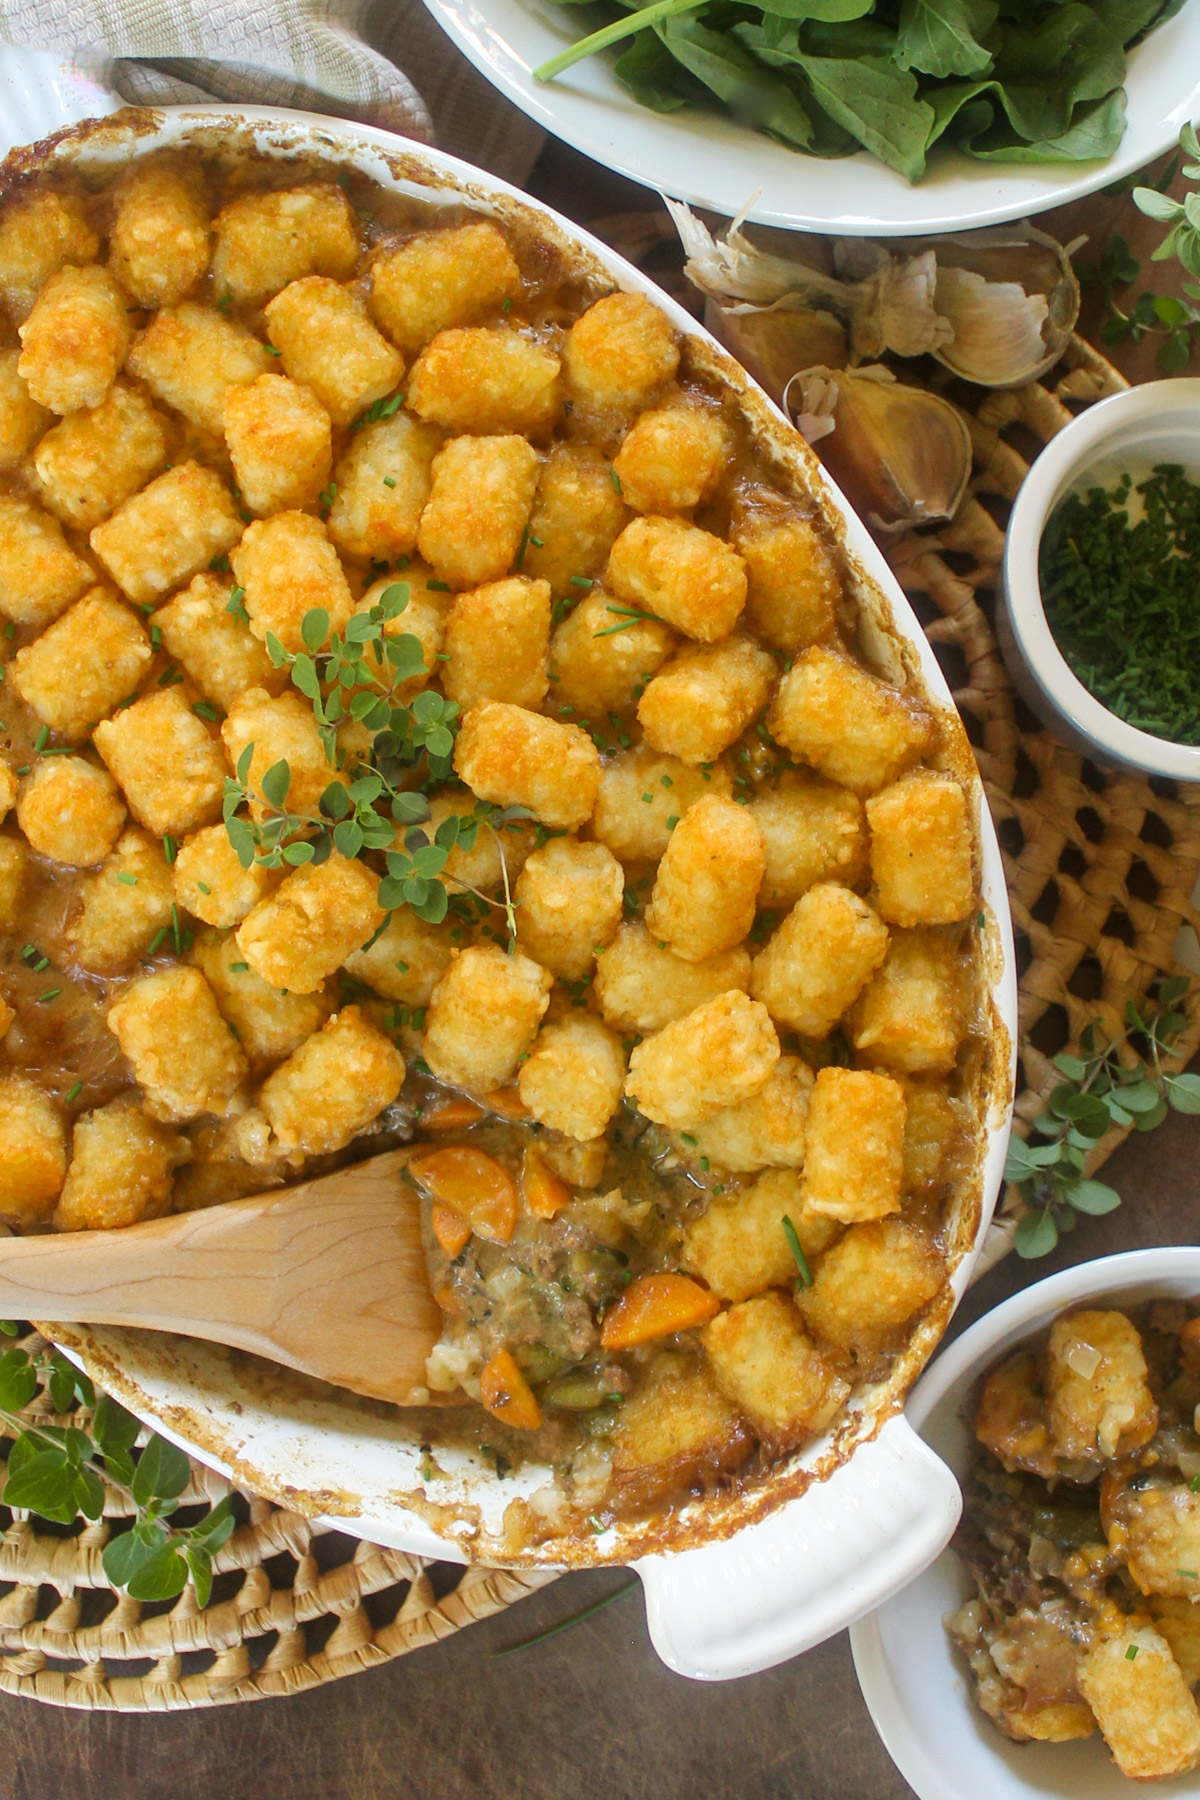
{"left": 1085, "top": 122, "right": 1200, "bottom": 373}
{"left": 1004, "top": 975, "right": 1198, "bottom": 1258}
{"left": 0, "top": 1329, "right": 235, "bottom": 1604}
{"left": 222, "top": 583, "right": 529, "bottom": 939}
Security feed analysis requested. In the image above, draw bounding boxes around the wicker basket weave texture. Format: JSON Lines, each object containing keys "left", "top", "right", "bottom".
{"left": 0, "top": 1335, "right": 554, "bottom": 1711}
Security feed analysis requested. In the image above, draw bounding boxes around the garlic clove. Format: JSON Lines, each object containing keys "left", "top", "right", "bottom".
{"left": 919, "top": 223, "right": 1080, "bottom": 386}
{"left": 787, "top": 365, "right": 972, "bottom": 534}
{"left": 703, "top": 297, "right": 848, "bottom": 404}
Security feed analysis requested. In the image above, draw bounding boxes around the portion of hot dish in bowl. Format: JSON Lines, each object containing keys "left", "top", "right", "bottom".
{"left": 0, "top": 110, "right": 1012, "bottom": 1570}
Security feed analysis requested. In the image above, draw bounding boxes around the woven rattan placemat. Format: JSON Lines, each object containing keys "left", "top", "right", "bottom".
{"left": 5, "top": 299, "right": 1200, "bottom": 1708}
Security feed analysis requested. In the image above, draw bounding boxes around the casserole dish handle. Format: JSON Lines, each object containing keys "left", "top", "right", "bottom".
{"left": 633, "top": 1413, "right": 961, "bottom": 1681}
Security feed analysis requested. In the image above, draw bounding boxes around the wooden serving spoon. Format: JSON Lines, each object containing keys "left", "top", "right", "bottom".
{"left": 0, "top": 1149, "right": 443, "bottom": 1407}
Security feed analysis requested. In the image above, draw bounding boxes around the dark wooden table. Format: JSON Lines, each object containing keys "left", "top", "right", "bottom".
{"left": 2, "top": 132, "right": 1197, "bottom": 1800}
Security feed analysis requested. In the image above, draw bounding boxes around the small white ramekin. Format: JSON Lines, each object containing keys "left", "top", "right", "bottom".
{"left": 851, "top": 1247, "right": 1200, "bottom": 1800}
{"left": 1000, "top": 379, "right": 1200, "bottom": 781}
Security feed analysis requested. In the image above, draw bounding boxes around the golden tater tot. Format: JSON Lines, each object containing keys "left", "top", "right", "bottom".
{"left": 71, "top": 868, "right": 150, "bottom": 1024}
{"left": 625, "top": 989, "right": 779, "bottom": 1129}
{"left": 0, "top": 764, "right": 15, "bottom": 824}
{"left": 594, "top": 923, "right": 751, "bottom": 1035}
{"left": 417, "top": 433, "right": 538, "bottom": 590}
{"left": 515, "top": 836, "right": 624, "bottom": 979}
{"left": 17, "top": 264, "right": 130, "bottom": 414}
{"left": 703, "top": 1293, "right": 849, "bottom": 1448}
{"left": 733, "top": 506, "right": 841, "bottom": 652}
{"left": 12, "top": 589, "right": 152, "bottom": 741}
{"left": 1045, "top": 1309, "right": 1157, "bottom": 1461}
{"left": 613, "top": 402, "right": 730, "bottom": 514}
{"left": 0, "top": 835, "right": 27, "bottom": 928}
{"left": 191, "top": 925, "right": 333, "bottom": 1072}
{"left": 0, "top": 190, "right": 98, "bottom": 321}
{"left": 342, "top": 906, "right": 453, "bottom": 1007}
{"left": 768, "top": 645, "right": 936, "bottom": 797}
{"left": 564, "top": 291, "right": 679, "bottom": 415}
{"left": 797, "top": 1216, "right": 945, "bottom": 1354}
{"left": 548, "top": 585, "right": 674, "bottom": 719}
{"left": 236, "top": 854, "right": 383, "bottom": 994}
{"left": 750, "top": 882, "right": 889, "bottom": 1037}
{"left": 94, "top": 688, "right": 227, "bottom": 839}
{"left": 645, "top": 794, "right": 764, "bottom": 962}
{"left": 750, "top": 769, "right": 866, "bottom": 908}
{"left": 173, "top": 825, "right": 272, "bottom": 930}
{"left": 108, "top": 158, "right": 210, "bottom": 308}
{"left": 685, "top": 1169, "right": 835, "bottom": 1301}
{"left": 0, "top": 1072, "right": 66, "bottom": 1227}
{"left": 518, "top": 1015, "right": 626, "bottom": 1140}
{"left": 801, "top": 1067, "right": 906, "bottom": 1224}
{"left": 848, "top": 928, "right": 965, "bottom": 1075}
{"left": 126, "top": 301, "right": 272, "bottom": 434}
{"left": 222, "top": 373, "right": 332, "bottom": 517}
{"left": 866, "top": 771, "right": 974, "bottom": 927}
{"left": 0, "top": 492, "right": 92, "bottom": 627}
{"left": 607, "top": 514, "right": 747, "bottom": 643}
{"left": 326, "top": 412, "right": 440, "bottom": 562}
{"left": 33, "top": 380, "right": 167, "bottom": 531}
{"left": 591, "top": 744, "right": 731, "bottom": 864}
{"left": 524, "top": 443, "right": 628, "bottom": 598}
{"left": 637, "top": 634, "right": 775, "bottom": 766}
{"left": 231, "top": 510, "right": 355, "bottom": 656}
{"left": 1078, "top": 1625, "right": 1200, "bottom": 1781}
{"left": 684, "top": 1055, "right": 814, "bottom": 1174}
{"left": 90, "top": 461, "right": 243, "bottom": 607}
{"left": 17, "top": 756, "right": 126, "bottom": 867}
{"left": 212, "top": 182, "right": 359, "bottom": 305}
{"left": 369, "top": 222, "right": 521, "bottom": 354}
{"left": 154, "top": 573, "right": 285, "bottom": 713}
{"left": 53, "top": 1096, "right": 188, "bottom": 1231}
{"left": 107, "top": 965, "right": 248, "bottom": 1122}
{"left": 264, "top": 276, "right": 404, "bottom": 427}
{"left": 408, "top": 327, "right": 561, "bottom": 438}
{"left": 258, "top": 1006, "right": 405, "bottom": 1156}
{"left": 443, "top": 575, "right": 551, "bottom": 711}
{"left": 423, "top": 944, "right": 552, "bottom": 1094}
{"left": 0, "top": 345, "right": 49, "bottom": 467}
{"left": 454, "top": 700, "right": 599, "bottom": 829}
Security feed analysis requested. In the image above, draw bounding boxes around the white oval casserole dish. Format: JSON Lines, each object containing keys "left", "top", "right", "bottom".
{"left": 1, "top": 105, "right": 1018, "bottom": 1680}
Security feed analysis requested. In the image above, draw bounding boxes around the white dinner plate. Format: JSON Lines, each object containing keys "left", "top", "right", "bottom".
{"left": 419, "top": 0, "right": 1200, "bottom": 234}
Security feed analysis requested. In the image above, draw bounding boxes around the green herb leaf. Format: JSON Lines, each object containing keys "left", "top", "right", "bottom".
{"left": 3, "top": 1450, "right": 78, "bottom": 1522}
{"left": 131, "top": 1434, "right": 191, "bottom": 1507}
{"left": 1066, "top": 1179, "right": 1122, "bottom": 1215}
{"left": 1015, "top": 1208, "right": 1059, "bottom": 1258}
{"left": 895, "top": 0, "right": 996, "bottom": 78}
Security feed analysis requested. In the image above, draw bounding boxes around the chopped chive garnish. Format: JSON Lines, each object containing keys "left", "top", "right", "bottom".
{"left": 158, "top": 665, "right": 184, "bottom": 687}
{"left": 427, "top": 580, "right": 451, "bottom": 592}
{"left": 151, "top": 625, "right": 162, "bottom": 648}
{"left": 265, "top": 344, "right": 281, "bottom": 355}
{"left": 229, "top": 960, "right": 249, "bottom": 973}
{"left": 33, "top": 726, "right": 48, "bottom": 752}
{"left": 610, "top": 467, "right": 622, "bottom": 494}
{"left": 640, "top": 791, "right": 653, "bottom": 804}
{"left": 569, "top": 575, "right": 594, "bottom": 591}
{"left": 666, "top": 814, "right": 679, "bottom": 829}
{"left": 1126, "top": 1644, "right": 1139, "bottom": 1661}
{"left": 196, "top": 880, "right": 211, "bottom": 895}
{"left": 162, "top": 835, "right": 177, "bottom": 864}
{"left": 170, "top": 902, "right": 182, "bottom": 953}
{"left": 38, "top": 988, "right": 61, "bottom": 1004}
{"left": 1179, "top": 1569, "right": 1198, "bottom": 1578}
{"left": 680, "top": 1133, "right": 698, "bottom": 1146}
{"left": 15, "top": 765, "right": 28, "bottom": 775}
{"left": 148, "top": 927, "right": 168, "bottom": 954}
{"left": 65, "top": 1081, "right": 82, "bottom": 1105}
{"left": 193, "top": 701, "right": 219, "bottom": 721}
{"left": 382, "top": 475, "right": 397, "bottom": 489}
{"left": 782, "top": 1215, "right": 813, "bottom": 1287}
{"left": 116, "top": 872, "right": 138, "bottom": 886}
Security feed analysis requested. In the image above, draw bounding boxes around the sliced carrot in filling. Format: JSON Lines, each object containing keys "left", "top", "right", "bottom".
{"left": 411, "top": 1145, "right": 519, "bottom": 1243}
{"left": 521, "top": 1146, "right": 571, "bottom": 1220}
{"left": 431, "top": 1202, "right": 472, "bottom": 1258}
{"left": 485, "top": 1085, "right": 532, "bottom": 1121}
{"left": 480, "top": 1348, "right": 542, "bottom": 1431}
{"left": 600, "top": 1272, "right": 721, "bottom": 1351}
{"left": 421, "top": 1097, "right": 486, "bottom": 1132}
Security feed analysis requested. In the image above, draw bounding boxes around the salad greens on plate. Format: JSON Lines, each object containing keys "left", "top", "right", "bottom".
{"left": 534, "top": 0, "right": 1187, "bottom": 182}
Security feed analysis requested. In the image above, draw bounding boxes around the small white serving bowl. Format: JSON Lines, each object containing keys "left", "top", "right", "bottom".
{"left": 1000, "top": 378, "right": 1200, "bottom": 782}
{"left": 851, "top": 1246, "right": 1200, "bottom": 1800}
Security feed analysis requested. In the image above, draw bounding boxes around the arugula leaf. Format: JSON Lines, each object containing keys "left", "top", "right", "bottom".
{"left": 895, "top": 0, "right": 997, "bottom": 78}
{"left": 965, "top": 85, "right": 1126, "bottom": 159}
{"left": 614, "top": 30, "right": 692, "bottom": 107}
{"left": 790, "top": 51, "right": 934, "bottom": 178}
{"left": 658, "top": 16, "right": 816, "bottom": 146}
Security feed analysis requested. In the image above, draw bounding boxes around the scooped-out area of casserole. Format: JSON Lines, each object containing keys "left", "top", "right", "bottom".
{"left": 0, "top": 146, "right": 990, "bottom": 1546}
